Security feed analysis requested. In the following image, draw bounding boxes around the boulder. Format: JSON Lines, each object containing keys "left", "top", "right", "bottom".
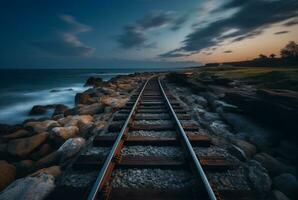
{"left": 270, "top": 190, "right": 290, "bottom": 200}
{"left": 254, "top": 153, "right": 295, "bottom": 177}
{"left": 52, "top": 104, "right": 69, "bottom": 116}
{"left": 50, "top": 126, "right": 79, "bottom": 143}
{"left": 213, "top": 100, "right": 238, "bottom": 112}
{"left": 209, "top": 121, "right": 233, "bottom": 137}
{"left": 100, "top": 95, "right": 128, "bottom": 109}
{"left": 194, "top": 96, "right": 208, "bottom": 107}
{"left": 246, "top": 160, "right": 271, "bottom": 193}
{"left": 75, "top": 92, "right": 93, "bottom": 105}
{"left": 84, "top": 76, "right": 103, "bottom": 87}
{"left": 31, "top": 166, "right": 61, "bottom": 178}
{"left": 34, "top": 151, "right": 61, "bottom": 170}
{"left": 273, "top": 173, "right": 298, "bottom": 199}
{"left": 0, "top": 160, "right": 16, "bottom": 191}
{"left": 7, "top": 132, "right": 48, "bottom": 157}
{"left": 30, "top": 144, "right": 53, "bottom": 160}
{"left": 58, "top": 115, "right": 93, "bottom": 128}
{"left": 0, "top": 173, "right": 55, "bottom": 200}
{"left": 24, "top": 120, "right": 59, "bottom": 133}
{"left": 14, "top": 160, "right": 35, "bottom": 176}
{"left": 2, "top": 129, "right": 31, "bottom": 140}
{"left": 202, "top": 112, "right": 221, "bottom": 122}
{"left": 58, "top": 137, "right": 86, "bottom": 162}
{"left": 29, "top": 105, "right": 47, "bottom": 115}
{"left": 77, "top": 103, "right": 104, "bottom": 115}
{"left": 229, "top": 139, "right": 257, "bottom": 161}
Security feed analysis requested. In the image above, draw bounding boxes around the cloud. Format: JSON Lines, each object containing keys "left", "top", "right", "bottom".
{"left": 117, "top": 11, "right": 188, "bottom": 49}
{"left": 162, "top": 0, "right": 298, "bottom": 57}
{"left": 223, "top": 50, "right": 232, "bottom": 53}
{"left": 33, "top": 14, "right": 94, "bottom": 57}
{"left": 274, "top": 31, "right": 290, "bottom": 35}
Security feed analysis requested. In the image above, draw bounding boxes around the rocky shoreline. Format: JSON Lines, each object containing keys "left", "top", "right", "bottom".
{"left": 0, "top": 68, "right": 297, "bottom": 200}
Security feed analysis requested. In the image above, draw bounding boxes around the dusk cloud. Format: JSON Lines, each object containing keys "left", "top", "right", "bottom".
{"left": 33, "top": 14, "right": 94, "bottom": 57}
{"left": 162, "top": 0, "right": 298, "bottom": 57}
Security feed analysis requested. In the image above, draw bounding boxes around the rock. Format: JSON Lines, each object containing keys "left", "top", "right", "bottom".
{"left": 84, "top": 76, "right": 103, "bottom": 87}
{"left": 275, "top": 140, "right": 298, "bottom": 164}
{"left": 202, "top": 112, "right": 221, "bottom": 122}
{"left": 101, "top": 95, "right": 128, "bottom": 109}
{"left": 209, "top": 121, "right": 233, "bottom": 136}
{"left": 34, "top": 151, "right": 61, "bottom": 169}
{"left": 58, "top": 137, "right": 85, "bottom": 162}
{"left": 254, "top": 153, "right": 295, "bottom": 177}
{"left": 246, "top": 160, "right": 271, "bottom": 193}
{"left": 229, "top": 139, "right": 257, "bottom": 161}
{"left": 24, "top": 120, "right": 59, "bottom": 133}
{"left": 7, "top": 132, "right": 48, "bottom": 157}
{"left": 52, "top": 104, "right": 69, "bottom": 116}
{"left": 58, "top": 115, "right": 93, "bottom": 128}
{"left": 77, "top": 103, "right": 104, "bottom": 115}
{"left": 194, "top": 96, "right": 208, "bottom": 107}
{"left": 0, "top": 124, "right": 21, "bottom": 135}
{"left": 2, "top": 129, "right": 31, "bottom": 140}
{"left": 14, "top": 160, "right": 35, "bottom": 176}
{"left": 0, "top": 160, "right": 16, "bottom": 191}
{"left": 0, "top": 173, "right": 55, "bottom": 200}
{"left": 273, "top": 173, "right": 298, "bottom": 199}
{"left": 30, "top": 144, "right": 53, "bottom": 160}
{"left": 75, "top": 92, "right": 93, "bottom": 105}
{"left": 31, "top": 166, "right": 61, "bottom": 178}
{"left": 50, "top": 126, "right": 79, "bottom": 143}
{"left": 270, "top": 190, "right": 291, "bottom": 200}
{"left": 29, "top": 105, "right": 47, "bottom": 115}
{"left": 213, "top": 100, "right": 238, "bottom": 112}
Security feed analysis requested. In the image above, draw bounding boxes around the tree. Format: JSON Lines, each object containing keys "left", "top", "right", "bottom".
{"left": 258, "top": 54, "right": 268, "bottom": 59}
{"left": 280, "top": 41, "right": 298, "bottom": 58}
{"left": 270, "top": 53, "right": 276, "bottom": 59}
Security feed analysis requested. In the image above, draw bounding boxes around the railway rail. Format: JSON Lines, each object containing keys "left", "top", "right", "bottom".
{"left": 80, "top": 77, "right": 224, "bottom": 200}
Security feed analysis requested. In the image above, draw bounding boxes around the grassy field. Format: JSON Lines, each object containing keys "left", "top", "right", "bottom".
{"left": 193, "top": 66, "right": 298, "bottom": 91}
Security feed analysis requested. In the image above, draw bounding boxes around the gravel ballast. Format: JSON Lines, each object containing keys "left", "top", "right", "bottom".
{"left": 111, "top": 169, "right": 196, "bottom": 189}
{"left": 129, "top": 130, "right": 176, "bottom": 137}
{"left": 121, "top": 146, "right": 183, "bottom": 157}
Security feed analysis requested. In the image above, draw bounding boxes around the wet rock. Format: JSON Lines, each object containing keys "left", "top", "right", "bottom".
{"left": 0, "top": 124, "right": 19, "bottom": 135}
{"left": 31, "top": 166, "right": 61, "bottom": 178}
{"left": 2, "top": 129, "right": 31, "bottom": 140}
{"left": 254, "top": 153, "right": 295, "bottom": 177}
{"left": 30, "top": 144, "right": 53, "bottom": 160}
{"left": 269, "top": 190, "right": 290, "bottom": 200}
{"left": 246, "top": 160, "right": 271, "bottom": 193}
{"left": 52, "top": 104, "right": 69, "bottom": 116}
{"left": 194, "top": 96, "right": 208, "bottom": 107}
{"left": 229, "top": 139, "right": 257, "bottom": 161}
{"left": 7, "top": 132, "right": 48, "bottom": 157}
{"left": 58, "top": 115, "right": 93, "bottom": 127}
{"left": 202, "top": 112, "right": 221, "bottom": 122}
{"left": 213, "top": 100, "right": 238, "bottom": 112}
{"left": 29, "top": 105, "right": 47, "bottom": 115}
{"left": 273, "top": 173, "right": 298, "bottom": 199}
{"left": 14, "top": 160, "right": 35, "bottom": 176}
{"left": 84, "top": 76, "right": 103, "bottom": 87}
{"left": 209, "top": 121, "right": 233, "bottom": 136}
{"left": 77, "top": 103, "right": 104, "bottom": 115}
{"left": 101, "top": 95, "right": 128, "bottom": 109}
{"left": 34, "top": 151, "right": 61, "bottom": 170}
{"left": 58, "top": 137, "right": 86, "bottom": 162}
{"left": 50, "top": 126, "right": 79, "bottom": 143}
{"left": 0, "top": 173, "right": 55, "bottom": 200}
{"left": 24, "top": 120, "right": 59, "bottom": 133}
{"left": 75, "top": 92, "right": 93, "bottom": 105}
{"left": 0, "top": 160, "right": 16, "bottom": 191}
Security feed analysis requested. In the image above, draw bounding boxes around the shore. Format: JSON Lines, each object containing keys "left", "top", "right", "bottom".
{"left": 0, "top": 66, "right": 298, "bottom": 200}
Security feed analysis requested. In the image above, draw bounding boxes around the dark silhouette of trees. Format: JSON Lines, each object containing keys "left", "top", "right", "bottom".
{"left": 270, "top": 53, "right": 276, "bottom": 59}
{"left": 280, "top": 41, "right": 298, "bottom": 59}
{"left": 258, "top": 54, "right": 268, "bottom": 59}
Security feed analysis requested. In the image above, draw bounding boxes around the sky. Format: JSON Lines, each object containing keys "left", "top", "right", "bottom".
{"left": 0, "top": 0, "right": 297, "bottom": 68}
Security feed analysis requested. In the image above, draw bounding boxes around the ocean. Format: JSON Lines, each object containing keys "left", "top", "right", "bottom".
{"left": 0, "top": 68, "right": 181, "bottom": 124}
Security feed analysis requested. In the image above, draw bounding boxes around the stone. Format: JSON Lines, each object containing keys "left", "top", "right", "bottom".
{"left": 14, "top": 160, "right": 35, "bottom": 176}
{"left": 100, "top": 95, "right": 128, "bottom": 109}
{"left": 202, "top": 112, "right": 221, "bottom": 122}
{"left": 270, "top": 190, "right": 291, "bottom": 200}
{"left": 58, "top": 137, "right": 86, "bottom": 162}
{"left": 0, "top": 173, "right": 55, "bottom": 200}
{"left": 84, "top": 76, "right": 103, "bottom": 87}
{"left": 58, "top": 115, "right": 93, "bottom": 127}
{"left": 52, "top": 104, "right": 69, "bottom": 116}
{"left": 229, "top": 139, "right": 257, "bottom": 161}
{"left": 34, "top": 151, "right": 61, "bottom": 170}
{"left": 194, "top": 96, "right": 208, "bottom": 107}
{"left": 254, "top": 153, "right": 295, "bottom": 177}
{"left": 213, "top": 100, "right": 238, "bottom": 112}
{"left": 75, "top": 92, "right": 93, "bottom": 105}
{"left": 30, "top": 144, "right": 53, "bottom": 160}
{"left": 77, "top": 103, "right": 104, "bottom": 115}
{"left": 50, "top": 126, "right": 79, "bottom": 143}
{"left": 273, "top": 173, "right": 298, "bottom": 199}
{"left": 246, "top": 160, "right": 271, "bottom": 193}
{"left": 0, "top": 160, "right": 16, "bottom": 191}
{"left": 7, "top": 132, "right": 48, "bottom": 157}
{"left": 209, "top": 121, "right": 233, "bottom": 136}
{"left": 31, "top": 166, "right": 61, "bottom": 178}
{"left": 2, "top": 129, "right": 31, "bottom": 140}
{"left": 29, "top": 105, "right": 47, "bottom": 115}
{"left": 24, "top": 120, "right": 59, "bottom": 133}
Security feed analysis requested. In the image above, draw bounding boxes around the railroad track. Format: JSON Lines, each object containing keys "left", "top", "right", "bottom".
{"left": 53, "top": 77, "right": 234, "bottom": 200}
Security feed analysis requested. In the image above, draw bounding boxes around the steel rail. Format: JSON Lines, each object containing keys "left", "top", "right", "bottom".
{"left": 158, "top": 78, "right": 217, "bottom": 200}
{"left": 87, "top": 78, "right": 150, "bottom": 200}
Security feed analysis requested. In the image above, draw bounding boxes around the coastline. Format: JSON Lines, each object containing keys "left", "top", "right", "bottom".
{"left": 0, "top": 67, "right": 297, "bottom": 199}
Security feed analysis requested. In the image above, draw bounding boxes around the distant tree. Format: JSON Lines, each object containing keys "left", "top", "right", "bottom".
{"left": 280, "top": 41, "right": 298, "bottom": 58}
{"left": 270, "top": 53, "right": 276, "bottom": 59}
{"left": 258, "top": 54, "right": 268, "bottom": 59}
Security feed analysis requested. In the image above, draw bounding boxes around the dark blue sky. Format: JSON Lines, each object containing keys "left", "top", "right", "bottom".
{"left": 0, "top": 0, "right": 297, "bottom": 68}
